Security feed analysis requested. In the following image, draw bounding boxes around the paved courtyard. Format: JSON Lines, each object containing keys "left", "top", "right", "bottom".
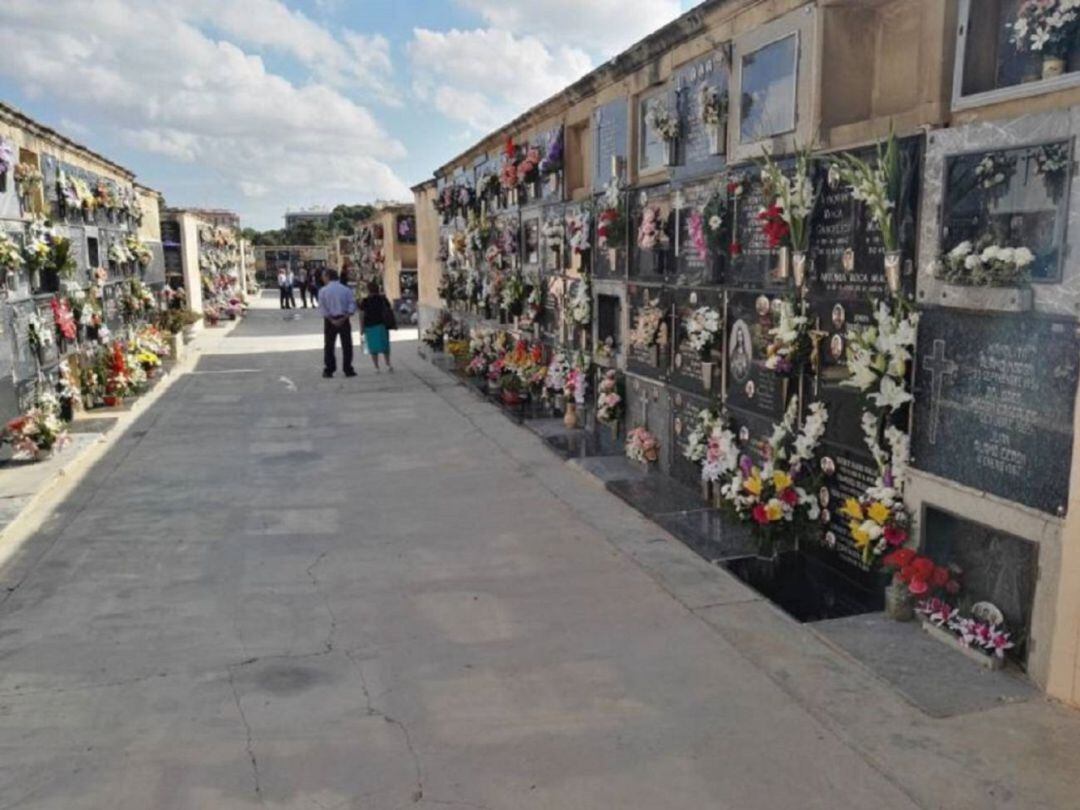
{"left": 0, "top": 298, "right": 1079, "bottom": 809}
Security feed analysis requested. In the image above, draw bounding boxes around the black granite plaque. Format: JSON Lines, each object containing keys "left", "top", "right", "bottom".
{"left": 630, "top": 188, "right": 673, "bottom": 280}
{"left": 725, "top": 290, "right": 788, "bottom": 419}
{"left": 626, "top": 283, "right": 670, "bottom": 380}
{"left": 672, "top": 182, "right": 716, "bottom": 286}
{"left": 912, "top": 308, "right": 1080, "bottom": 515}
{"left": 669, "top": 389, "right": 711, "bottom": 489}
{"left": 593, "top": 99, "right": 629, "bottom": 193}
{"left": 728, "top": 169, "right": 786, "bottom": 290}
{"left": 541, "top": 275, "right": 564, "bottom": 342}
{"left": 815, "top": 443, "right": 878, "bottom": 573}
{"left": 923, "top": 507, "right": 1037, "bottom": 659}
{"left": 808, "top": 136, "right": 921, "bottom": 301}
{"left": 670, "top": 287, "right": 723, "bottom": 396}
{"left": 725, "top": 405, "right": 777, "bottom": 470}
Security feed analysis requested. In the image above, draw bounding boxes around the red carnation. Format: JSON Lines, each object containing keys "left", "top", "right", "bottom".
{"left": 780, "top": 488, "right": 798, "bottom": 506}
{"left": 911, "top": 557, "right": 936, "bottom": 581}
{"left": 883, "top": 525, "right": 907, "bottom": 547}
{"left": 883, "top": 548, "right": 915, "bottom": 569}
{"left": 931, "top": 566, "right": 951, "bottom": 588}
{"left": 907, "top": 578, "right": 930, "bottom": 596}
{"left": 752, "top": 504, "right": 770, "bottom": 525}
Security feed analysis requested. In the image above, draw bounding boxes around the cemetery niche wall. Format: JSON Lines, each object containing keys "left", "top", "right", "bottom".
{"left": 417, "top": 1, "right": 1080, "bottom": 699}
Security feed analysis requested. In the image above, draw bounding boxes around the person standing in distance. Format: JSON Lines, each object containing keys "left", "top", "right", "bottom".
{"left": 277, "top": 268, "right": 290, "bottom": 310}
{"left": 317, "top": 269, "right": 357, "bottom": 378}
{"left": 359, "top": 280, "right": 396, "bottom": 373}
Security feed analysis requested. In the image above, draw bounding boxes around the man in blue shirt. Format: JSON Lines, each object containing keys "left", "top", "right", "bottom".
{"left": 317, "top": 269, "right": 358, "bottom": 378}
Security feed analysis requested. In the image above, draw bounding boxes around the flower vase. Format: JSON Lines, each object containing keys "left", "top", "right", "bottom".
{"left": 700, "top": 360, "right": 714, "bottom": 391}
{"left": 884, "top": 581, "right": 914, "bottom": 622}
{"left": 884, "top": 251, "right": 902, "bottom": 294}
{"left": 776, "top": 246, "right": 791, "bottom": 281}
{"left": 706, "top": 122, "right": 725, "bottom": 155}
{"left": 1043, "top": 56, "right": 1066, "bottom": 80}
{"left": 564, "top": 402, "right": 579, "bottom": 429}
{"left": 608, "top": 248, "right": 618, "bottom": 271}
{"left": 33, "top": 446, "right": 54, "bottom": 462}
{"left": 664, "top": 139, "right": 678, "bottom": 167}
{"left": 791, "top": 250, "right": 808, "bottom": 290}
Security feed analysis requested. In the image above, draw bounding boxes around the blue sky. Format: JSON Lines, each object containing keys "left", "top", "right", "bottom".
{"left": 0, "top": 0, "right": 698, "bottom": 229}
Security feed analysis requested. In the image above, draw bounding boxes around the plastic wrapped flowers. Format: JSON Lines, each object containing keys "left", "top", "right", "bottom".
{"left": 2, "top": 392, "right": 70, "bottom": 461}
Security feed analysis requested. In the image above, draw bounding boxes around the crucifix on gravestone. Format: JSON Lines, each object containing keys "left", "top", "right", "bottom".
{"left": 923, "top": 338, "right": 958, "bottom": 446}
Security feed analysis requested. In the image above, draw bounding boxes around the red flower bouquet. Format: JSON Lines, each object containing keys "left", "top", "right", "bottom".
{"left": 883, "top": 548, "right": 959, "bottom": 597}
{"left": 757, "top": 204, "right": 790, "bottom": 249}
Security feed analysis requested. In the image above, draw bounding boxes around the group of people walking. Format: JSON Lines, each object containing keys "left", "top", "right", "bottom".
{"left": 277, "top": 268, "right": 321, "bottom": 310}
{"left": 314, "top": 271, "right": 395, "bottom": 377}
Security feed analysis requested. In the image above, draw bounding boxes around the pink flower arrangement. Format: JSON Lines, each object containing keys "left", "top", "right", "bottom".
{"left": 916, "top": 598, "right": 1015, "bottom": 660}
{"left": 626, "top": 426, "right": 660, "bottom": 464}
{"left": 637, "top": 206, "right": 668, "bottom": 251}
{"left": 499, "top": 161, "right": 518, "bottom": 190}
{"left": 688, "top": 209, "right": 708, "bottom": 261}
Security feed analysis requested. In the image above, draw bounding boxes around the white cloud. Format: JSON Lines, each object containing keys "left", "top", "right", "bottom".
{"left": 458, "top": 0, "right": 684, "bottom": 57}
{"left": 0, "top": 0, "right": 410, "bottom": 226}
{"left": 408, "top": 27, "right": 593, "bottom": 131}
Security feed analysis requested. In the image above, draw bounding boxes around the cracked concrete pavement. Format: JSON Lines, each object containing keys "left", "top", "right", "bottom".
{"left": 1, "top": 296, "right": 1080, "bottom": 809}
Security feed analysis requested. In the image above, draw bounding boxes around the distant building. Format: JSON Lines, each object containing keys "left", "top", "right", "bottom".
{"left": 284, "top": 208, "right": 332, "bottom": 230}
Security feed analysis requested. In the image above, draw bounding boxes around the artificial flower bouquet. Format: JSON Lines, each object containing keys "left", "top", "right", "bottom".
{"left": 597, "top": 178, "right": 627, "bottom": 251}
{"left": 938, "top": 239, "right": 1035, "bottom": 287}
{"left": 721, "top": 399, "right": 827, "bottom": 557}
{"left": 841, "top": 299, "right": 919, "bottom": 411}
{"left": 626, "top": 426, "right": 660, "bottom": 464}
{"left": 596, "top": 369, "right": 623, "bottom": 425}
{"left": 759, "top": 147, "right": 815, "bottom": 253}
{"left": 648, "top": 101, "right": 680, "bottom": 143}
{"left": 841, "top": 488, "right": 910, "bottom": 565}
{"left": 629, "top": 299, "right": 665, "bottom": 350}
{"left": 830, "top": 132, "right": 902, "bottom": 254}
{"left": 2, "top": 392, "right": 70, "bottom": 461}
{"left": 915, "top": 597, "right": 1014, "bottom": 661}
{"left": 567, "top": 210, "right": 591, "bottom": 254}
{"left": 882, "top": 548, "right": 959, "bottom": 599}
{"left": 684, "top": 408, "right": 739, "bottom": 485}
{"left": 568, "top": 278, "right": 591, "bottom": 327}
{"left": 544, "top": 350, "right": 570, "bottom": 399}
{"left": 637, "top": 206, "right": 669, "bottom": 251}
{"left": 1010, "top": 0, "right": 1080, "bottom": 59}
{"left": 684, "top": 306, "right": 722, "bottom": 357}
{"left": 763, "top": 299, "right": 811, "bottom": 375}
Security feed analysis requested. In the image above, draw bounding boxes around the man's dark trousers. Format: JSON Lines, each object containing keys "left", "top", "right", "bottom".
{"left": 324, "top": 317, "right": 354, "bottom": 374}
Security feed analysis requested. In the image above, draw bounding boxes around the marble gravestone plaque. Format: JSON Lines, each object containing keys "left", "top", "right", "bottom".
{"left": 626, "top": 283, "right": 670, "bottom": 380}
{"left": 912, "top": 308, "right": 1080, "bottom": 515}
{"left": 10, "top": 300, "right": 41, "bottom": 384}
{"left": 593, "top": 99, "right": 629, "bottom": 193}
{"left": 728, "top": 170, "right": 786, "bottom": 290}
{"left": 625, "top": 374, "right": 671, "bottom": 471}
{"left": 34, "top": 299, "right": 59, "bottom": 369}
{"left": 725, "top": 405, "right": 778, "bottom": 470}
{"left": 923, "top": 507, "right": 1037, "bottom": 658}
{"left": 808, "top": 136, "right": 921, "bottom": 302}
{"left": 671, "top": 53, "right": 727, "bottom": 182}
{"left": 102, "top": 283, "right": 123, "bottom": 331}
{"left": 669, "top": 389, "right": 711, "bottom": 489}
{"left": 670, "top": 287, "right": 723, "bottom": 397}
{"left": 725, "top": 291, "right": 788, "bottom": 419}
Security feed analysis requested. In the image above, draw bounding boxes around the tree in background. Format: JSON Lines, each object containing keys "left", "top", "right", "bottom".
{"left": 243, "top": 203, "right": 376, "bottom": 246}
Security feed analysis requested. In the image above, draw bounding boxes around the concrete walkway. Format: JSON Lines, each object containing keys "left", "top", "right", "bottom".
{"left": 1, "top": 298, "right": 1079, "bottom": 809}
